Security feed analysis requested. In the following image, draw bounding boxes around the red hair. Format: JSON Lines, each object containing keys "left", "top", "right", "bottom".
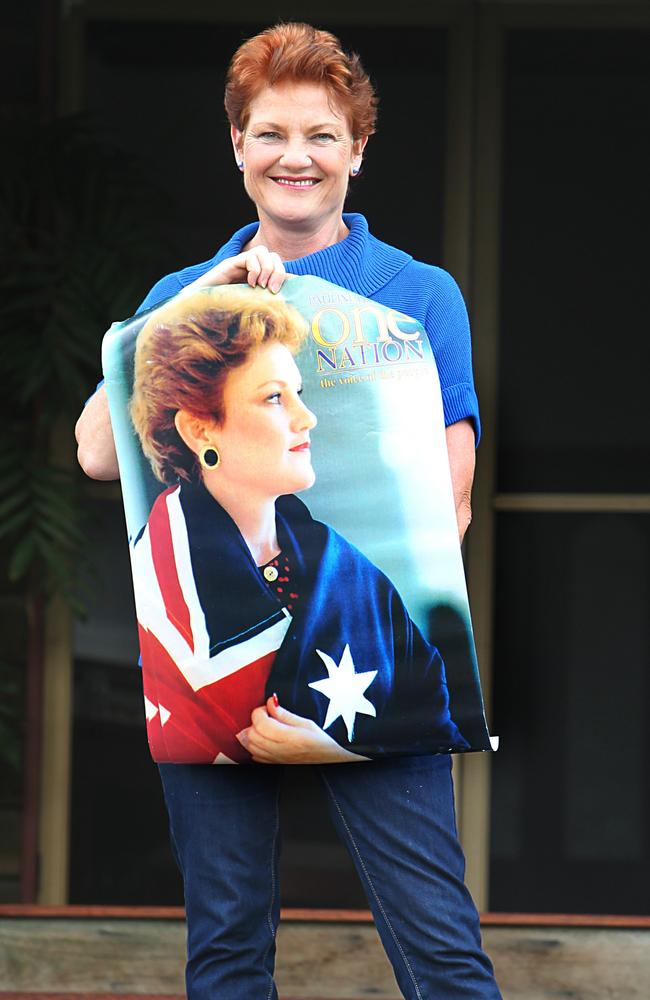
{"left": 225, "top": 22, "right": 377, "bottom": 139}
{"left": 130, "top": 287, "right": 307, "bottom": 485}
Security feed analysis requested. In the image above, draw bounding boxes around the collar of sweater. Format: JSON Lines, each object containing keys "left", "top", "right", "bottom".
{"left": 213, "top": 213, "right": 413, "bottom": 299}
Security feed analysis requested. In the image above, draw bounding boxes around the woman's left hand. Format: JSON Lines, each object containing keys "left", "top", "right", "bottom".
{"left": 236, "top": 697, "right": 369, "bottom": 764}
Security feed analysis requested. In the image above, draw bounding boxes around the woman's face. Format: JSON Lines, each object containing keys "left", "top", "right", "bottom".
{"left": 212, "top": 341, "right": 317, "bottom": 500}
{"left": 232, "top": 81, "right": 365, "bottom": 234}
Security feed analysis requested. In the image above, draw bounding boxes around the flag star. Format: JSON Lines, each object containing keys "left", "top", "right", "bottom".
{"left": 309, "top": 644, "right": 377, "bottom": 742}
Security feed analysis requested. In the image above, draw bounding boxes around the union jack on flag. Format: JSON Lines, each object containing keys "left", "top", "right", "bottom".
{"left": 130, "top": 486, "right": 292, "bottom": 764}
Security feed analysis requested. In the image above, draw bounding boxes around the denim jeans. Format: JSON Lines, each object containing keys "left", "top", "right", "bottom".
{"left": 159, "top": 754, "right": 502, "bottom": 1000}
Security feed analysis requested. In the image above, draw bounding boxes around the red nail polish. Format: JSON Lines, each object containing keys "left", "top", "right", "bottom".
{"left": 272, "top": 692, "right": 280, "bottom": 708}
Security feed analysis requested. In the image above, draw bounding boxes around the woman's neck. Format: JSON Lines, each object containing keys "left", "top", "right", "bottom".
{"left": 204, "top": 480, "right": 279, "bottom": 566}
{"left": 247, "top": 213, "right": 349, "bottom": 261}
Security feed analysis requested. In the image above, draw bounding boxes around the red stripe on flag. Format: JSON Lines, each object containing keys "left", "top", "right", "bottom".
{"left": 147, "top": 487, "right": 194, "bottom": 651}
{"left": 141, "top": 628, "right": 276, "bottom": 764}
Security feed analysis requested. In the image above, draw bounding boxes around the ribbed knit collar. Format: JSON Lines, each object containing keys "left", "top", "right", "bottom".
{"left": 214, "top": 213, "right": 412, "bottom": 298}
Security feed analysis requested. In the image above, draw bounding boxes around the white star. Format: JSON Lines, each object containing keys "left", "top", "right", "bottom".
{"left": 309, "top": 644, "right": 377, "bottom": 742}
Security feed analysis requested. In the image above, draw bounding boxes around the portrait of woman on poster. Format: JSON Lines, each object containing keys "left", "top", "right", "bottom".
{"left": 128, "top": 286, "right": 469, "bottom": 767}
{"left": 76, "top": 21, "right": 502, "bottom": 1000}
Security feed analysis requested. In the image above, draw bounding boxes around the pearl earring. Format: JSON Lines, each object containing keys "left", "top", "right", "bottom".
{"left": 237, "top": 160, "right": 244, "bottom": 171}
{"left": 351, "top": 165, "right": 360, "bottom": 176}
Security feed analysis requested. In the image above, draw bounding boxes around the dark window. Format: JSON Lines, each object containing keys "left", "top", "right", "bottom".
{"left": 490, "top": 28, "right": 650, "bottom": 915}
{"left": 490, "top": 511, "right": 650, "bottom": 913}
{"left": 497, "top": 29, "right": 650, "bottom": 494}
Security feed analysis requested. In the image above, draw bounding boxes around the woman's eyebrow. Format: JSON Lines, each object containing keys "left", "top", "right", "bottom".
{"left": 308, "top": 122, "right": 344, "bottom": 130}
{"left": 256, "top": 379, "right": 287, "bottom": 390}
{"left": 256, "top": 378, "right": 302, "bottom": 392}
{"left": 251, "top": 120, "right": 343, "bottom": 131}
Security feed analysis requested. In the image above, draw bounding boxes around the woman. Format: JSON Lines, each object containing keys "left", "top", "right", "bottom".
{"left": 76, "top": 22, "right": 501, "bottom": 1000}
{"left": 129, "top": 286, "right": 468, "bottom": 766}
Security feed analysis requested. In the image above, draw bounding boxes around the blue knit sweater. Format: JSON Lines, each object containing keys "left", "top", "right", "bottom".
{"left": 138, "top": 213, "right": 480, "bottom": 439}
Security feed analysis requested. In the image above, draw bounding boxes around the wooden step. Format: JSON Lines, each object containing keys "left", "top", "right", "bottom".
{"left": 1, "top": 908, "right": 649, "bottom": 999}
{"left": 0, "top": 995, "right": 184, "bottom": 1000}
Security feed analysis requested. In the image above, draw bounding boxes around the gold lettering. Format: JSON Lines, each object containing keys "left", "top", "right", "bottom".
{"left": 381, "top": 340, "right": 404, "bottom": 363}
{"left": 386, "top": 310, "right": 422, "bottom": 342}
{"left": 311, "top": 309, "right": 350, "bottom": 349}
{"left": 351, "top": 305, "right": 391, "bottom": 345}
{"left": 316, "top": 348, "right": 338, "bottom": 372}
{"left": 338, "top": 347, "right": 356, "bottom": 370}
{"left": 404, "top": 340, "right": 425, "bottom": 361}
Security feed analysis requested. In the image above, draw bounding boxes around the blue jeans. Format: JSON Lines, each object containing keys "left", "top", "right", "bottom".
{"left": 159, "top": 754, "right": 501, "bottom": 1000}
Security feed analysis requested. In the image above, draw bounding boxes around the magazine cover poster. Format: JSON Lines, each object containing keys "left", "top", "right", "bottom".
{"left": 102, "top": 276, "right": 495, "bottom": 764}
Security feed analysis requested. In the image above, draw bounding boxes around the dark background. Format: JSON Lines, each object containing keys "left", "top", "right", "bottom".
{"left": 2, "top": 3, "right": 648, "bottom": 915}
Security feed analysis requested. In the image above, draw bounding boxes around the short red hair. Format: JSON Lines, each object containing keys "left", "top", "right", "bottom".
{"left": 225, "top": 22, "right": 377, "bottom": 139}
{"left": 131, "top": 287, "right": 307, "bottom": 485}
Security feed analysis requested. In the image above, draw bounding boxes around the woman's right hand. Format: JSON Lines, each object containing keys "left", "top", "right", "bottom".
{"left": 183, "top": 246, "right": 288, "bottom": 296}
{"left": 236, "top": 697, "right": 369, "bottom": 764}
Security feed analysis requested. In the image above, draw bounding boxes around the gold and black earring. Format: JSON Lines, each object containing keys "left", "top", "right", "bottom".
{"left": 199, "top": 446, "right": 220, "bottom": 470}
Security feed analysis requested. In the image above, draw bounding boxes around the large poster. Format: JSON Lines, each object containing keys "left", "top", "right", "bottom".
{"left": 102, "top": 277, "right": 496, "bottom": 763}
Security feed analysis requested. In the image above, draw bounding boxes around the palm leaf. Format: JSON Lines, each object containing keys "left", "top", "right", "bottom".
{"left": 1, "top": 112, "right": 172, "bottom": 602}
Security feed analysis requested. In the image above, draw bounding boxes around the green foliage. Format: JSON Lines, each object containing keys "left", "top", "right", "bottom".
{"left": 0, "top": 116, "right": 168, "bottom": 768}
{"left": 0, "top": 435, "right": 86, "bottom": 607}
{"left": 0, "top": 113, "right": 171, "bottom": 599}
{"left": 0, "top": 113, "right": 172, "bottom": 772}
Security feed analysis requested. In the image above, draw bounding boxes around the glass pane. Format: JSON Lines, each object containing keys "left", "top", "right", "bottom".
{"left": 489, "top": 511, "right": 650, "bottom": 913}
{"left": 497, "top": 30, "right": 650, "bottom": 492}
{"left": 4, "top": 5, "right": 38, "bottom": 111}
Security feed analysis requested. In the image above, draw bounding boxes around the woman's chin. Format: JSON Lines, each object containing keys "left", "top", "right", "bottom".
{"left": 287, "top": 470, "right": 316, "bottom": 494}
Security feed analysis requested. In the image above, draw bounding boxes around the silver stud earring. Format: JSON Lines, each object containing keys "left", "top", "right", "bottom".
{"left": 351, "top": 165, "right": 360, "bottom": 176}
{"left": 237, "top": 160, "right": 244, "bottom": 171}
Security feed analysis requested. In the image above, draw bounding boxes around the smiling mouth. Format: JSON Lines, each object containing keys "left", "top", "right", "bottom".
{"left": 290, "top": 442, "right": 311, "bottom": 452}
{"left": 271, "top": 177, "right": 320, "bottom": 188}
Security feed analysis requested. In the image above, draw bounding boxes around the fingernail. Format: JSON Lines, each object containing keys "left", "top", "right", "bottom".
{"left": 269, "top": 280, "right": 281, "bottom": 294}
{"left": 272, "top": 692, "right": 280, "bottom": 708}
{"left": 235, "top": 729, "right": 248, "bottom": 745}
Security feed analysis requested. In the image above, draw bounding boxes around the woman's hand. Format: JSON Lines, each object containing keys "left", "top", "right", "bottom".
{"left": 236, "top": 696, "right": 369, "bottom": 764}
{"left": 181, "top": 246, "right": 288, "bottom": 296}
